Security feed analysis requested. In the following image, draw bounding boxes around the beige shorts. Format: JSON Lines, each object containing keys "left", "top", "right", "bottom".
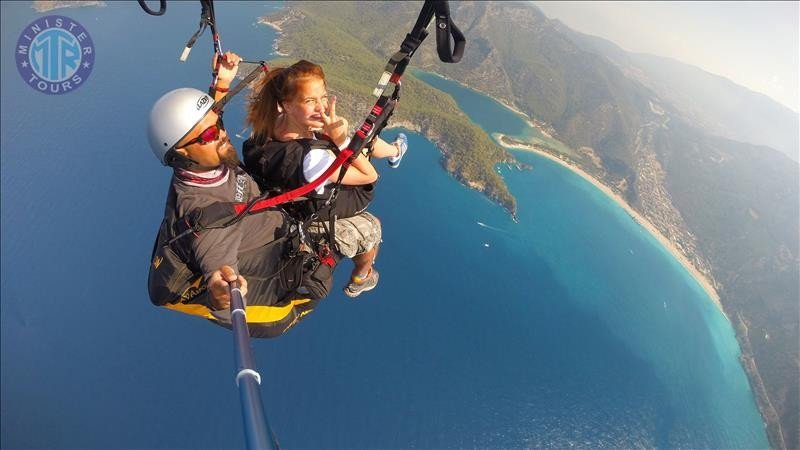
{"left": 308, "top": 211, "right": 382, "bottom": 258}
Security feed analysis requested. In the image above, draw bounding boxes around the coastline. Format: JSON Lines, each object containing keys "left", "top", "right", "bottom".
{"left": 495, "top": 136, "right": 790, "bottom": 449}
{"left": 417, "top": 71, "right": 556, "bottom": 138}
{"left": 496, "top": 134, "right": 726, "bottom": 318}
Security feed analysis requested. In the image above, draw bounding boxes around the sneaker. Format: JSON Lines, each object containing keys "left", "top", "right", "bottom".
{"left": 343, "top": 269, "right": 380, "bottom": 298}
{"left": 388, "top": 133, "right": 408, "bottom": 168}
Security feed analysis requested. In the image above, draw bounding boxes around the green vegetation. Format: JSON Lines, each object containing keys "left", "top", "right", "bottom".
{"left": 265, "top": 4, "right": 518, "bottom": 215}
{"left": 295, "top": 1, "right": 653, "bottom": 203}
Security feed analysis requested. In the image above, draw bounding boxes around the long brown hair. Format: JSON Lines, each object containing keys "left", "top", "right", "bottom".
{"left": 247, "top": 60, "right": 326, "bottom": 141}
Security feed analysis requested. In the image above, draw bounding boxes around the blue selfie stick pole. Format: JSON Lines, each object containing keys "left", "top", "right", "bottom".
{"left": 229, "top": 280, "right": 279, "bottom": 450}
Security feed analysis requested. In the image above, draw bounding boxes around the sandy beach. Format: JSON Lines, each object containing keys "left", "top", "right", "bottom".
{"left": 496, "top": 134, "right": 726, "bottom": 317}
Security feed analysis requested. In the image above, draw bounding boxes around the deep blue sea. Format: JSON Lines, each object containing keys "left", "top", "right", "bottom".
{"left": 1, "top": 2, "right": 769, "bottom": 449}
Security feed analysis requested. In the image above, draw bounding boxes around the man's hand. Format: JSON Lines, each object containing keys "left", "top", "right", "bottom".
{"left": 208, "top": 265, "right": 248, "bottom": 310}
{"left": 214, "top": 51, "right": 242, "bottom": 88}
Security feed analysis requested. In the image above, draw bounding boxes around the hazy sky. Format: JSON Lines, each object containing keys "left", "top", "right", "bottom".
{"left": 533, "top": 1, "right": 799, "bottom": 112}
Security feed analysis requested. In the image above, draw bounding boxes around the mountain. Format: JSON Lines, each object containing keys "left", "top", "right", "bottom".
{"left": 268, "top": 2, "right": 799, "bottom": 448}
{"left": 260, "top": 6, "right": 521, "bottom": 215}
{"left": 552, "top": 21, "right": 800, "bottom": 163}
{"left": 652, "top": 117, "right": 799, "bottom": 450}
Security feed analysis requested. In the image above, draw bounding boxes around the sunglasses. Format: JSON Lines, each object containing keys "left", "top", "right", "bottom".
{"left": 181, "top": 117, "right": 225, "bottom": 147}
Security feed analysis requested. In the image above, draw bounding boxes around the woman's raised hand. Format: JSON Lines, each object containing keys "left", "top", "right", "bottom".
{"left": 320, "top": 95, "right": 349, "bottom": 147}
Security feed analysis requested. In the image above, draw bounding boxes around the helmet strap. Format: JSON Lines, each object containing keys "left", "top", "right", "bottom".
{"left": 164, "top": 148, "right": 200, "bottom": 170}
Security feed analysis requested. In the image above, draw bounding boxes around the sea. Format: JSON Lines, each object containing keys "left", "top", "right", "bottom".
{"left": 1, "top": 2, "right": 769, "bottom": 449}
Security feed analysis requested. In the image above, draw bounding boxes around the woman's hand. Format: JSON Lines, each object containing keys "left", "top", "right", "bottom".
{"left": 320, "top": 95, "right": 349, "bottom": 148}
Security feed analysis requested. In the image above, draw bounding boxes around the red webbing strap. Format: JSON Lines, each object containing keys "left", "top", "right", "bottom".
{"left": 233, "top": 148, "right": 354, "bottom": 215}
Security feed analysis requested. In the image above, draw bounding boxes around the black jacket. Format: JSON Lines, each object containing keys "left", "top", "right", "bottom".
{"left": 243, "top": 136, "right": 374, "bottom": 221}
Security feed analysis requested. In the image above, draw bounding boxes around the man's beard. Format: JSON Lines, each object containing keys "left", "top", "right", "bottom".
{"left": 217, "top": 138, "right": 240, "bottom": 170}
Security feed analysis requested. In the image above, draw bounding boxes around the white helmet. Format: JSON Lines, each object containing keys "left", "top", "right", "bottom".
{"left": 147, "top": 88, "right": 215, "bottom": 165}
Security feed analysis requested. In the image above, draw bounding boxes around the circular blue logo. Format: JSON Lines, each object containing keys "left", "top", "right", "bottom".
{"left": 16, "top": 15, "right": 95, "bottom": 95}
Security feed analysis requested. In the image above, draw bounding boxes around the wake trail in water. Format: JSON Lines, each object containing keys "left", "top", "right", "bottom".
{"left": 476, "top": 221, "right": 511, "bottom": 235}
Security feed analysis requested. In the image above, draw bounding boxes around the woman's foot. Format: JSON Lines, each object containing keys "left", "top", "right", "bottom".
{"left": 388, "top": 133, "right": 408, "bottom": 168}
{"left": 343, "top": 268, "right": 380, "bottom": 298}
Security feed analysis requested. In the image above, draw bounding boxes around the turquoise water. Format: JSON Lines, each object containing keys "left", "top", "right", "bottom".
{"left": 413, "top": 70, "right": 576, "bottom": 155}
{"left": 406, "top": 71, "right": 769, "bottom": 448}
{"left": 1, "top": 2, "right": 768, "bottom": 449}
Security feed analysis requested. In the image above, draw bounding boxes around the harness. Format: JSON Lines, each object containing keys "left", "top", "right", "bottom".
{"left": 149, "top": 175, "right": 337, "bottom": 309}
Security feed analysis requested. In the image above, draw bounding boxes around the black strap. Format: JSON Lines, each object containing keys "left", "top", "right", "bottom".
{"left": 213, "top": 61, "right": 269, "bottom": 113}
{"left": 182, "top": 21, "right": 207, "bottom": 59}
{"left": 203, "top": 0, "right": 224, "bottom": 85}
{"left": 402, "top": 0, "right": 464, "bottom": 63}
{"left": 177, "top": 1, "right": 213, "bottom": 63}
{"left": 165, "top": 201, "right": 239, "bottom": 247}
{"left": 349, "top": 1, "right": 465, "bottom": 157}
{"left": 139, "top": 0, "right": 222, "bottom": 75}
{"left": 137, "top": 0, "right": 166, "bottom": 16}
{"left": 433, "top": 1, "right": 465, "bottom": 63}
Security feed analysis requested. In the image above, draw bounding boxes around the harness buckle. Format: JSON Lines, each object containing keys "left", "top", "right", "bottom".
{"left": 318, "top": 244, "right": 335, "bottom": 267}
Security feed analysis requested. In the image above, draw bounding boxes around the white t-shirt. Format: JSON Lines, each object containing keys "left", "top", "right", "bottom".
{"left": 302, "top": 136, "right": 350, "bottom": 194}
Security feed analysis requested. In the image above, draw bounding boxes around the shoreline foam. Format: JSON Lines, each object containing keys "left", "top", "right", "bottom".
{"left": 496, "top": 134, "right": 726, "bottom": 318}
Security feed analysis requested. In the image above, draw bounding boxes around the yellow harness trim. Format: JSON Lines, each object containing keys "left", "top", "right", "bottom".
{"left": 163, "top": 298, "right": 313, "bottom": 324}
